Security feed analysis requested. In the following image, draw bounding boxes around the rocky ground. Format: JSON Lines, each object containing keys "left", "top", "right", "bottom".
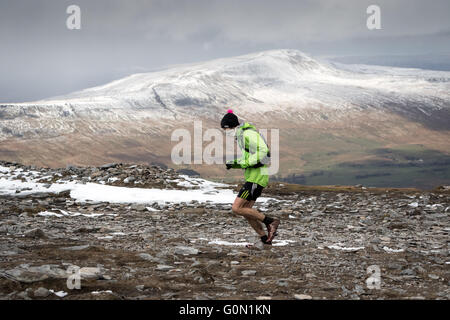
{"left": 0, "top": 161, "right": 448, "bottom": 300}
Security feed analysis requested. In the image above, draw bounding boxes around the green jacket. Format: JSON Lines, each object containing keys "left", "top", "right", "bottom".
{"left": 228, "top": 122, "right": 270, "bottom": 187}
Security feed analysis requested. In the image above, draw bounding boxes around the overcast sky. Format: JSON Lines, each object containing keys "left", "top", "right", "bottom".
{"left": 1, "top": 0, "right": 449, "bottom": 102}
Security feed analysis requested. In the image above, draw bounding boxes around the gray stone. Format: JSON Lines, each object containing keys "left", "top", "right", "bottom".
{"left": 354, "top": 285, "right": 365, "bottom": 294}
{"left": 124, "top": 177, "right": 135, "bottom": 184}
{"left": 0, "top": 250, "right": 19, "bottom": 256}
{"left": 34, "top": 287, "right": 50, "bottom": 298}
{"left": 413, "top": 265, "right": 427, "bottom": 274}
{"left": 401, "top": 269, "right": 416, "bottom": 276}
{"left": 5, "top": 265, "right": 67, "bottom": 283}
{"left": 61, "top": 245, "right": 90, "bottom": 251}
{"left": 294, "top": 294, "right": 313, "bottom": 300}
{"left": 174, "top": 246, "right": 199, "bottom": 256}
{"left": 137, "top": 253, "right": 158, "bottom": 262}
{"left": 407, "top": 296, "right": 426, "bottom": 300}
{"left": 79, "top": 267, "right": 104, "bottom": 279}
{"left": 24, "top": 228, "right": 47, "bottom": 239}
{"left": 17, "top": 291, "right": 31, "bottom": 300}
{"left": 277, "top": 280, "right": 289, "bottom": 287}
{"left": 156, "top": 265, "right": 174, "bottom": 271}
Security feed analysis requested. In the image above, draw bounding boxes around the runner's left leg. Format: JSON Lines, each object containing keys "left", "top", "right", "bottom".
{"left": 243, "top": 200, "right": 266, "bottom": 237}
{"left": 231, "top": 196, "right": 265, "bottom": 221}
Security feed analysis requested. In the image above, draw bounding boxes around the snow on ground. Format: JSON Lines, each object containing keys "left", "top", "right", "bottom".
{"left": 37, "top": 210, "right": 111, "bottom": 218}
{"left": 167, "top": 175, "right": 230, "bottom": 189}
{"left": 49, "top": 290, "right": 68, "bottom": 298}
{"left": 208, "top": 240, "right": 251, "bottom": 247}
{"left": 0, "top": 179, "right": 73, "bottom": 196}
{"left": 383, "top": 246, "right": 405, "bottom": 253}
{"left": 38, "top": 211, "right": 66, "bottom": 218}
{"left": 69, "top": 181, "right": 245, "bottom": 205}
{"left": 0, "top": 166, "right": 11, "bottom": 174}
{"left": 0, "top": 176, "right": 274, "bottom": 205}
{"left": 326, "top": 244, "right": 365, "bottom": 252}
{"left": 272, "top": 240, "right": 296, "bottom": 247}
{"left": 92, "top": 290, "right": 113, "bottom": 295}
{"left": 208, "top": 239, "right": 295, "bottom": 247}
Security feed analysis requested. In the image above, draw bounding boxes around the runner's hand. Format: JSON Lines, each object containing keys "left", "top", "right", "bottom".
{"left": 226, "top": 160, "right": 240, "bottom": 169}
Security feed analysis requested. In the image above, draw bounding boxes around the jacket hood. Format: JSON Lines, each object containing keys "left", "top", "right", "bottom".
{"left": 237, "top": 122, "right": 256, "bottom": 132}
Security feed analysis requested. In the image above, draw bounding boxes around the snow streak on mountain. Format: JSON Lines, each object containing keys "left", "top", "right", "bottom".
{"left": 1, "top": 49, "right": 449, "bottom": 139}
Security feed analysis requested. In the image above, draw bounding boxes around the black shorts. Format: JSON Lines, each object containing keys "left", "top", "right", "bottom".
{"left": 238, "top": 182, "right": 264, "bottom": 201}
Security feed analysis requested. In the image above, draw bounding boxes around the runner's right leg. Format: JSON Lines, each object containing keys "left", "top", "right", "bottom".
{"left": 232, "top": 182, "right": 277, "bottom": 244}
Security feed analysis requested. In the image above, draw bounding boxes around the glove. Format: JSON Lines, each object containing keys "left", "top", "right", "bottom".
{"left": 226, "top": 160, "right": 241, "bottom": 170}
{"left": 249, "top": 162, "right": 264, "bottom": 169}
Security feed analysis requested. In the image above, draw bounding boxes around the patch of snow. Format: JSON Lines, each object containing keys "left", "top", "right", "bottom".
{"left": 91, "top": 290, "right": 113, "bottom": 295}
{"left": 208, "top": 240, "right": 252, "bottom": 247}
{"left": 408, "top": 202, "right": 419, "bottom": 208}
{"left": 383, "top": 246, "right": 405, "bottom": 253}
{"left": 425, "top": 204, "right": 443, "bottom": 210}
{"left": 37, "top": 210, "right": 104, "bottom": 219}
{"left": 327, "top": 244, "right": 365, "bottom": 252}
{"left": 78, "top": 213, "right": 104, "bottom": 218}
{"left": 56, "top": 209, "right": 70, "bottom": 216}
{"left": 49, "top": 290, "right": 68, "bottom": 298}
{"left": 69, "top": 182, "right": 240, "bottom": 204}
{"left": 169, "top": 175, "right": 229, "bottom": 189}
{"left": 0, "top": 166, "right": 11, "bottom": 174}
{"left": 97, "top": 236, "right": 113, "bottom": 240}
{"left": 208, "top": 239, "right": 294, "bottom": 247}
{"left": 38, "top": 211, "right": 64, "bottom": 218}
{"left": 272, "top": 240, "right": 295, "bottom": 246}
{"left": 0, "top": 173, "right": 276, "bottom": 205}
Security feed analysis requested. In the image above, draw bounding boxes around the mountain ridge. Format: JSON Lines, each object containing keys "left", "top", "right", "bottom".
{"left": 0, "top": 49, "right": 449, "bottom": 188}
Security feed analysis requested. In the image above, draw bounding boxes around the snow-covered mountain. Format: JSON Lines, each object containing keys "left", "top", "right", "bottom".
{"left": 1, "top": 49, "right": 449, "bottom": 139}
{"left": 0, "top": 49, "right": 449, "bottom": 184}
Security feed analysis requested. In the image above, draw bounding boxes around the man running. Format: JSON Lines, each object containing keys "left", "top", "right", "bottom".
{"left": 221, "top": 109, "right": 280, "bottom": 245}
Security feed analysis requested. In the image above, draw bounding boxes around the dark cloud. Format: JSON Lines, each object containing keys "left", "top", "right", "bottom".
{"left": 0, "top": 0, "right": 449, "bottom": 102}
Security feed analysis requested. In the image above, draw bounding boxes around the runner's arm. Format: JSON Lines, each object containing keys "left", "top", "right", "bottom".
{"left": 239, "top": 131, "right": 269, "bottom": 169}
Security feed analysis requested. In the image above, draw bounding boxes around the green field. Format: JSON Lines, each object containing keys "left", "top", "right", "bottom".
{"left": 275, "top": 145, "right": 450, "bottom": 190}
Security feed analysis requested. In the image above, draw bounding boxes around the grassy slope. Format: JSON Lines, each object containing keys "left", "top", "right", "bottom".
{"left": 0, "top": 110, "right": 448, "bottom": 190}
{"left": 278, "top": 144, "right": 450, "bottom": 190}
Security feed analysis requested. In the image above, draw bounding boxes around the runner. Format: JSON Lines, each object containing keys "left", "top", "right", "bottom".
{"left": 221, "top": 109, "right": 280, "bottom": 245}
